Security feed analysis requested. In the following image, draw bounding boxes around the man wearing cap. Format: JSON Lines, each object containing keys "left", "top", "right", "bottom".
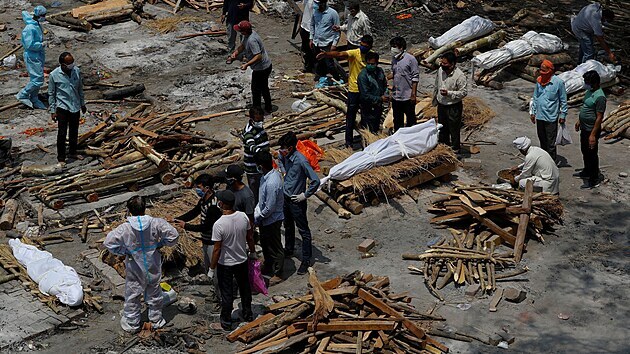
{"left": 221, "top": 0, "right": 252, "bottom": 63}
{"left": 278, "top": 132, "right": 320, "bottom": 275}
{"left": 230, "top": 21, "right": 273, "bottom": 113}
{"left": 219, "top": 164, "right": 256, "bottom": 225}
{"left": 530, "top": 59, "right": 568, "bottom": 163}
{"left": 16, "top": 5, "right": 47, "bottom": 109}
{"left": 310, "top": 0, "right": 346, "bottom": 83}
{"left": 511, "top": 137, "right": 560, "bottom": 195}
{"left": 253, "top": 151, "right": 284, "bottom": 286}
{"left": 210, "top": 190, "right": 256, "bottom": 330}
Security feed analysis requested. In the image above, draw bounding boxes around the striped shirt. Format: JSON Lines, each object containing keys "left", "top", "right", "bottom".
{"left": 241, "top": 122, "right": 269, "bottom": 174}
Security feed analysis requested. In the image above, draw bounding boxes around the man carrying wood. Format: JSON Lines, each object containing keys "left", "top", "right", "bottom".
{"left": 571, "top": 3, "right": 616, "bottom": 64}
{"left": 104, "top": 196, "right": 179, "bottom": 332}
{"left": 512, "top": 136, "right": 560, "bottom": 194}
{"left": 240, "top": 106, "right": 269, "bottom": 203}
{"left": 530, "top": 59, "right": 568, "bottom": 164}
{"left": 278, "top": 132, "right": 320, "bottom": 275}
{"left": 390, "top": 36, "right": 419, "bottom": 132}
{"left": 357, "top": 51, "right": 387, "bottom": 134}
{"left": 432, "top": 51, "right": 467, "bottom": 154}
{"left": 333, "top": 1, "right": 371, "bottom": 50}
{"left": 230, "top": 21, "right": 273, "bottom": 113}
{"left": 48, "top": 52, "right": 87, "bottom": 166}
{"left": 253, "top": 151, "right": 284, "bottom": 286}
{"left": 222, "top": 0, "right": 252, "bottom": 64}
{"left": 316, "top": 35, "right": 374, "bottom": 147}
{"left": 210, "top": 190, "right": 256, "bottom": 330}
{"left": 15, "top": 5, "right": 47, "bottom": 109}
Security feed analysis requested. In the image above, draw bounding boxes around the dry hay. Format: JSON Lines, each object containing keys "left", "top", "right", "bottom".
{"left": 145, "top": 16, "right": 205, "bottom": 34}
{"left": 422, "top": 96, "right": 495, "bottom": 130}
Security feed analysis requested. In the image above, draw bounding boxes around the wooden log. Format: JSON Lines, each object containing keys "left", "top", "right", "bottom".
{"left": 307, "top": 320, "right": 396, "bottom": 332}
{"left": 176, "top": 29, "right": 227, "bottom": 39}
{"left": 489, "top": 288, "right": 503, "bottom": 312}
{"left": 131, "top": 136, "right": 167, "bottom": 169}
{"left": 528, "top": 52, "right": 574, "bottom": 67}
{"left": 313, "top": 91, "right": 348, "bottom": 113}
{"left": 308, "top": 267, "right": 334, "bottom": 324}
{"left": 227, "top": 313, "right": 275, "bottom": 342}
{"left": 422, "top": 40, "right": 466, "bottom": 67}
{"left": 72, "top": 0, "right": 133, "bottom": 18}
{"left": 315, "top": 191, "right": 351, "bottom": 219}
{"left": 0, "top": 199, "right": 18, "bottom": 230}
{"left": 86, "top": 8, "right": 133, "bottom": 22}
{"left": 80, "top": 216, "right": 89, "bottom": 243}
{"left": 20, "top": 164, "right": 64, "bottom": 177}
{"left": 181, "top": 109, "right": 246, "bottom": 124}
{"left": 514, "top": 180, "right": 533, "bottom": 262}
{"left": 102, "top": 84, "right": 145, "bottom": 100}
{"left": 239, "top": 303, "right": 311, "bottom": 343}
{"left": 459, "top": 203, "right": 516, "bottom": 246}
{"left": 46, "top": 15, "right": 92, "bottom": 31}
{"left": 454, "top": 31, "right": 506, "bottom": 57}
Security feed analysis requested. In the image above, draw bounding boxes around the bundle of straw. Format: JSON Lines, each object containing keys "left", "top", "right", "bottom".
{"left": 422, "top": 96, "right": 496, "bottom": 130}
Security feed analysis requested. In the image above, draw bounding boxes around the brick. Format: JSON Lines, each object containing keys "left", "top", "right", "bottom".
{"left": 503, "top": 287, "right": 527, "bottom": 303}
{"left": 465, "top": 284, "right": 480, "bottom": 296}
{"left": 357, "top": 239, "right": 376, "bottom": 253}
{"left": 488, "top": 334, "right": 503, "bottom": 346}
{"left": 462, "top": 158, "right": 482, "bottom": 169}
{"left": 498, "top": 331, "right": 515, "bottom": 344}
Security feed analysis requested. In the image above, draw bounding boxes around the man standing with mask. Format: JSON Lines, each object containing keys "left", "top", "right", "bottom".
{"left": 219, "top": 165, "right": 256, "bottom": 226}
{"left": 333, "top": 1, "right": 371, "bottom": 50}
{"left": 48, "top": 52, "right": 86, "bottom": 165}
{"left": 278, "top": 132, "right": 320, "bottom": 275}
{"left": 317, "top": 35, "right": 373, "bottom": 147}
{"left": 390, "top": 36, "right": 419, "bottom": 132}
{"left": 241, "top": 106, "right": 269, "bottom": 203}
{"left": 16, "top": 5, "right": 47, "bottom": 109}
{"left": 432, "top": 51, "right": 467, "bottom": 153}
{"left": 358, "top": 51, "right": 387, "bottom": 133}
{"left": 310, "top": 0, "right": 346, "bottom": 83}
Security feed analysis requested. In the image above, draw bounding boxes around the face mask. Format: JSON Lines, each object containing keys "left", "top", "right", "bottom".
{"left": 37, "top": 16, "right": 46, "bottom": 23}
{"left": 313, "top": 2, "right": 319, "bottom": 10}
{"left": 366, "top": 64, "right": 377, "bottom": 72}
{"left": 441, "top": 65, "right": 451, "bottom": 71}
{"left": 279, "top": 148, "right": 289, "bottom": 157}
{"left": 251, "top": 120, "right": 263, "bottom": 129}
{"left": 226, "top": 178, "right": 237, "bottom": 185}
{"left": 195, "top": 187, "right": 205, "bottom": 198}
{"left": 584, "top": 83, "right": 592, "bottom": 91}
{"left": 390, "top": 47, "right": 402, "bottom": 57}
{"left": 359, "top": 45, "right": 369, "bottom": 54}
{"left": 256, "top": 165, "right": 264, "bottom": 174}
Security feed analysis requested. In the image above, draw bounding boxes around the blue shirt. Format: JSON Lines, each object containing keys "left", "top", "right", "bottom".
{"left": 280, "top": 151, "right": 320, "bottom": 198}
{"left": 310, "top": 7, "right": 340, "bottom": 47}
{"left": 256, "top": 169, "right": 284, "bottom": 226}
{"left": 531, "top": 75, "right": 568, "bottom": 122}
{"left": 48, "top": 66, "right": 85, "bottom": 114}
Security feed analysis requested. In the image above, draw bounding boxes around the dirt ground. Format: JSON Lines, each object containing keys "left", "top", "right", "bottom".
{"left": 0, "top": 0, "right": 628, "bottom": 353}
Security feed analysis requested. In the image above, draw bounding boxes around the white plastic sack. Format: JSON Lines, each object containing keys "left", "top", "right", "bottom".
{"left": 429, "top": 16, "right": 495, "bottom": 49}
{"left": 8, "top": 239, "right": 83, "bottom": 306}
{"left": 558, "top": 59, "right": 619, "bottom": 95}
{"left": 555, "top": 123, "right": 573, "bottom": 146}
{"left": 527, "top": 32, "right": 564, "bottom": 54}
{"left": 2, "top": 54, "right": 17, "bottom": 68}
{"left": 471, "top": 48, "right": 512, "bottom": 70}
{"left": 472, "top": 31, "right": 563, "bottom": 70}
{"left": 321, "top": 119, "right": 440, "bottom": 183}
{"left": 503, "top": 39, "right": 534, "bottom": 58}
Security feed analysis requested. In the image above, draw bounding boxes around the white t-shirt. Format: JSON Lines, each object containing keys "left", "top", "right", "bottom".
{"left": 211, "top": 211, "right": 251, "bottom": 266}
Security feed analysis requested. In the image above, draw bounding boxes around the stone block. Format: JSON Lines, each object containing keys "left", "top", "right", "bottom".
{"left": 498, "top": 331, "right": 515, "bottom": 344}
{"left": 465, "top": 284, "right": 480, "bottom": 296}
{"left": 462, "top": 158, "right": 482, "bottom": 169}
{"left": 488, "top": 333, "right": 503, "bottom": 346}
{"left": 357, "top": 239, "right": 375, "bottom": 253}
{"left": 503, "top": 287, "right": 527, "bottom": 303}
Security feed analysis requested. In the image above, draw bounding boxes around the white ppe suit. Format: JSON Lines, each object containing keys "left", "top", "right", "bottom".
{"left": 104, "top": 215, "right": 178, "bottom": 329}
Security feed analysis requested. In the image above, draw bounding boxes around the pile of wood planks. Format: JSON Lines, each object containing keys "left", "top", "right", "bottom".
{"left": 24, "top": 104, "right": 242, "bottom": 209}
{"left": 228, "top": 269, "right": 449, "bottom": 353}
{"left": 427, "top": 182, "right": 563, "bottom": 261}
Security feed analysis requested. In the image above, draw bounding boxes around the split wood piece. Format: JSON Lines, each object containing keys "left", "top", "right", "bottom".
{"left": 46, "top": 15, "right": 92, "bottom": 31}
{"left": 459, "top": 203, "right": 516, "bottom": 246}
{"left": 20, "top": 164, "right": 64, "bottom": 177}
{"left": 0, "top": 199, "right": 18, "bottom": 230}
{"left": 315, "top": 191, "right": 351, "bottom": 219}
{"left": 181, "top": 109, "right": 246, "bottom": 124}
{"left": 0, "top": 274, "right": 19, "bottom": 284}
{"left": 489, "top": 288, "right": 503, "bottom": 312}
{"left": 130, "top": 136, "right": 168, "bottom": 169}
{"left": 72, "top": 0, "right": 132, "bottom": 18}
{"left": 307, "top": 320, "right": 396, "bottom": 332}
{"left": 130, "top": 125, "right": 158, "bottom": 138}
{"left": 80, "top": 216, "right": 89, "bottom": 243}
{"left": 308, "top": 267, "right": 334, "bottom": 324}
{"left": 430, "top": 204, "right": 506, "bottom": 223}
{"left": 239, "top": 303, "right": 311, "bottom": 343}
{"left": 176, "top": 30, "right": 226, "bottom": 39}
{"left": 227, "top": 313, "right": 275, "bottom": 342}
{"left": 267, "top": 286, "right": 357, "bottom": 311}
{"left": 514, "top": 180, "right": 533, "bottom": 262}
{"left": 103, "top": 84, "right": 145, "bottom": 100}
{"left": 85, "top": 8, "right": 133, "bottom": 22}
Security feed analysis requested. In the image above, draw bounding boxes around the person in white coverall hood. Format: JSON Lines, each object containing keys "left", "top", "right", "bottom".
{"left": 104, "top": 196, "right": 179, "bottom": 332}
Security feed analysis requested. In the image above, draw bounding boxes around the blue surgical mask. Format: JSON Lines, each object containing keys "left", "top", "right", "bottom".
{"left": 359, "top": 45, "right": 369, "bottom": 54}
{"left": 366, "top": 64, "right": 377, "bottom": 72}
{"left": 584, "top": 83, "right": 592, "bottom": 91}
{"left": 195, "top": 188, "right": 205, "bottom": 198}
{"left": 313, "top": 2, "right": 319, "bottom": 11}
{"left": 256, "top": 165, "right": 264, "bottom": 174}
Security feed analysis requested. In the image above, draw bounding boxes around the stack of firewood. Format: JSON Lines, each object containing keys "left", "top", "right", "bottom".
{"left": 228, "top": 269, "right": 449, "bottom": 353}
{"left": 47, "top": 0, "right": 153, "bottom": 31}
{"left": 602, "top": 99, "right": 630, "bottom": 140}
{"left": 24, "top": 105, "right": 242, "bottom": 209}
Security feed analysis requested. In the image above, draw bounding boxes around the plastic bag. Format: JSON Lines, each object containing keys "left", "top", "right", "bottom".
{"left": 555, "top": 123, "right": 573, "bottom": 146}
{"left": 2, "top": 54, "right": 17, "bottom": 68}
{"left": 428, "top": 15, "right": 495, "bottom": 49}
{"left": 291, "top": 97, "right": 312, "bottom": 113}
{"left": 558, "top": 59, "right": 619, "bottom": 95}
{"left": 297, "top": 139, "right": 324, "bottom": 172}
{"left": 248, "top": 259, "right": 268, "bottom": 296}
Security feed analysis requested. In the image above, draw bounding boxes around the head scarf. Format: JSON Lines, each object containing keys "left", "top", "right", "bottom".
{"left": 537, "top": 59, "right": 554, "bottom": 86}
{"left": 34, "top": 5, "right": 47, "bottom": 17}
{"left": 513, "top": 137, "right": 531, "bottom": 151}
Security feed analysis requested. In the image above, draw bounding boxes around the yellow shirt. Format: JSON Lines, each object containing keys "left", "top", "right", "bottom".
{"left": 346, "top": 49, "right": 366, "bottom": 93}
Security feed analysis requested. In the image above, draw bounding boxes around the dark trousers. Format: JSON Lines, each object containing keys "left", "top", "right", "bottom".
{"left": 392, "top": 99, "right": 416, "bottom": 132}
{"left": 283, "top": 195, "right": 312, "bottom": 263}
{"left": 56, "top": 108, "right": 80, "bottom": 162}
{"left": 314, "top": 45, "right": 347, "bottom": 82}
{"left": 536, "top": 120, "right": 558, "bottom": 162}
{"left": 360, "top": 101, "right": 383, "bottom": 134}
{"left": 252, "top": 64, "right": 272, "bottom": 111}
{"left": 217, "top": 261, "right": 252, "bottom": 328}
{"left": 345, "top": 92, "right": 361, "bottom": 146}
{"left": 246, "top": 173, "right": 262, "bottom": 204}
{"left": 300, "top": 28, "right": 315, "bottom": 71}
{"left": 0, "top": 138, "right": 12, "bottom": 164}
{"left": 437, "top": 101, "right": 463, "bottom": 152}
{"left": 580, "top": 129, "right": 600, "bottom": 184}
{"left": 260, "top": 220, "right": 284, "bottom": 277}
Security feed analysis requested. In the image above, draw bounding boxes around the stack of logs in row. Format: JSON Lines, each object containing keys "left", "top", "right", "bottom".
{"left": 602, "top": 99, "right": 630, "bottom": 140}
{"left": 24, "top": 104, "right": 242, "bottom": 209}
{"left": 47, "top": 0, "right": 153, "bottom": 31}
{"left": 228, "top": 269, "right": 449, "bottom": 353}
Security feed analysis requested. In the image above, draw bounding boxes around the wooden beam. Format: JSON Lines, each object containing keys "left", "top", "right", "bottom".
{"left": 227, "top": 313, "right": 274, "bottom": 342}
{"left": 514, "top": 180, "right": 533, "bottom": 262}
{"left": 459, "top": 203, "right": 516, "bottom": 246}
{"left": 430, "top": 204, "right": 506, "bottom": 224}
{"left": 307, "top": 320, "right": 396, "bottom": 332}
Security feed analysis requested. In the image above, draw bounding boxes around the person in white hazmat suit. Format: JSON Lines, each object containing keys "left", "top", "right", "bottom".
{"left": 104, "top": 196, "right": 179, "bottom": 332}
{"left": 512, "top": 137, "right": 560, "bottom": 195}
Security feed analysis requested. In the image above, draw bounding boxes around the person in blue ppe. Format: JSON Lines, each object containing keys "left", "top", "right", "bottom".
{"left": 104, "top": 196, "right": 179, "bottom": 333}
{"left": 16, "top": 5, "right": 47, "bottom": 109}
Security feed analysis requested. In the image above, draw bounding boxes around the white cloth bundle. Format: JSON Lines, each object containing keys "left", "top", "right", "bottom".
{"left": 429, "top": 15, "right": 495, "bottom": 49}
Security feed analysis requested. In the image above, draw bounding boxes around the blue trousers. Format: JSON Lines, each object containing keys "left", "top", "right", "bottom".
{"left": 283, "top": 195, "right": 312, "bottom": 263}
{"left": 345, "top": 92, "right": 361, "bottom": 146}
{"left": 574, "top": 29, "right": 595, "bottom": 64}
